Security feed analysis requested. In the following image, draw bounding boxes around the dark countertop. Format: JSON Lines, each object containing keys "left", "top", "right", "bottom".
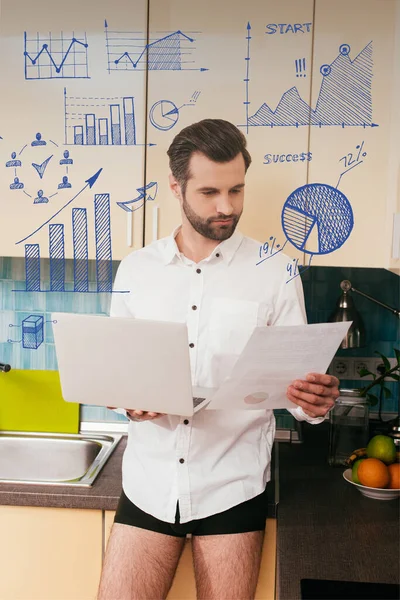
{"left": 0, "top": 435, "right": 278, "bottom": 517}
{"left": 277, "top": 422, "right": 400, "bottom": 600}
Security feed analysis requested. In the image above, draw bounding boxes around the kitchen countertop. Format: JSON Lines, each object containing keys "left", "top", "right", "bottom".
{"left": 277, "top": 422, "right": 400, "bottom": 600}
{"left": 1, "top": 423, "right": 398, "bottom": 598}
{"left": 0, "top": 434, "right": 278, "bottom": 517}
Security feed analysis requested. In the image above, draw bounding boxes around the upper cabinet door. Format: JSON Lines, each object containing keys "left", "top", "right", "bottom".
{"left": 144, "top": 0, "right": 314, "bottom": 273}
{"left": 306, "top": 0, "right": 399, "bottom": 270}
{"left": 0, "top": 0, "right": 147, "bottom": 260}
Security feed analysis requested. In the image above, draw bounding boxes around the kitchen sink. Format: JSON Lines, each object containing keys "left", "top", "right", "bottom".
{"left": 0, "top": 431, "right": 122, "bottom": 487}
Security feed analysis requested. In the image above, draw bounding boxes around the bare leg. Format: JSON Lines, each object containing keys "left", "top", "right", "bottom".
{"left": 192, "top": 531, "right": 264, "bottom": 600}
{"left": 97, "top": 523, "right": 186, "bottom": 600}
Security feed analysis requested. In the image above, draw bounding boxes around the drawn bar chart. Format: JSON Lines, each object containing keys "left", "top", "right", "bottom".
{"left": 24, "top": 31, "right": 89, "bottom": 80}
{"left": 64, "top": 89, "right": 137, "bottom": 146}
{"left": 22, "top": 195, "right": 113, "bottom": 293}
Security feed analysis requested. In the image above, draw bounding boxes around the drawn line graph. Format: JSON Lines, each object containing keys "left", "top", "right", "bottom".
{"left": 105, "top": 20, "right": 208, "bottom": 72}
{"left": 242, "top": 26, "right": 377, "bottom": 129}
{"left": 24, "top": 31, "right": 89, "bottom": 80}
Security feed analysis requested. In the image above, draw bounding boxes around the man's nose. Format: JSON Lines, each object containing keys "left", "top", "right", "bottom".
{"left": 215, "top": 194, "right": 234, "bottom": 215}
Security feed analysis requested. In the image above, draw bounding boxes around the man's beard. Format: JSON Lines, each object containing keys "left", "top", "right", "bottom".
{"left": 182, "top": 195, "right": 241, "bottom": 241}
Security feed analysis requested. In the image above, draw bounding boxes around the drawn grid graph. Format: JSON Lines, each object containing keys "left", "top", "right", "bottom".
{"left": 105, "top": 21, "right": 206, "bottom": 72}
{"left": 64, "top": 89, "right": 137, "bottom": 146}
{"left": 24, "top": 32, "right": 89, "bottom": 80}
{"left": 244, "top": 32, "right": 376, "bottom": 129}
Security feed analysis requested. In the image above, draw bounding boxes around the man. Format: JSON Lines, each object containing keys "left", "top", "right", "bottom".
{"left": 98, "top": 119, "right": 339, "bottom": 600}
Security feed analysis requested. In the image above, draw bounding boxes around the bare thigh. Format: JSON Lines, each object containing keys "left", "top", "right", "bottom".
{"left": 97, "top": 523, "right": 186, "bottom": 600}
{"left": 192, "top": 530, "right": 264, "bottom": 600}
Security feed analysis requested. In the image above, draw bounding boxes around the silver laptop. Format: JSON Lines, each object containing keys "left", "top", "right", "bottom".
{"left": 52, "top": 312, "right": 214, "bottom": 417}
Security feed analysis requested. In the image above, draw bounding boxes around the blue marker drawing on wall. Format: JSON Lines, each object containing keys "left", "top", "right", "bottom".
{"left": 32, "top": 155, "right": 53, "bottom": 179}
{"left": 3, "top": 134, "right": 75, "bottom": 202}
{"left": 6, "top": 152, "right": 21, "bottom": 167}
{"left": 242, "top": 25, "right": 376, "bottom": 130}
{"left": 117, "top": 181, "right": 158, "bottom": 212}
{"left": 10, "top": 177, "right": 24, "bottom": 190}
{"left": 63, "top": 88, "right": 154, "bottom": 146}
{"left": 12, "top": 169, "right": 127, "bottom": 294}
{"left": 256, "top": 144, "right": 368, "bottom": 282}
{"left": 105, "top": 20, "right": 208, "bottom": 72}
{"left": 8, "top": 315, "right": 56, "bottom": 349}
{"left": 24, "top": 31, "right": 89, "bottom": 80}
{"left": 149, "top": 92, "right": 201, "bottom": 131}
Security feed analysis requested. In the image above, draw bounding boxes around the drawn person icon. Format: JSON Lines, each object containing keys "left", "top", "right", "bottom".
{"left": 59, "top": 150, "right": 73, "bottom": 165}
{"left": 58, "top": 175, "right": 72, "bottom": 189}
{"left": 34, "top": 189, "right": 49, "bottom": 204}
{"left": 31, "top": 132, "right": 46, "bottom": 147}
{"left": 6, "top": 152, "right": 22, "bottom": 168}
{"left": 10, "top": 177, "right": 24, "bottom": 190}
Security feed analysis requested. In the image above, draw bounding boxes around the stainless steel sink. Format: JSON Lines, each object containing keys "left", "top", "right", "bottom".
{"left": 0, "top": 431, "right": 122, "bottom": 487}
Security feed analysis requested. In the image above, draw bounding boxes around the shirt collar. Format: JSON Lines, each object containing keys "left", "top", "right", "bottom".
{"left": 163, "top": 225, "right": 244, "bottom": 266}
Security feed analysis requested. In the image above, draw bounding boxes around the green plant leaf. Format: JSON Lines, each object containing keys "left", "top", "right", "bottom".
{"left": 394, "top": 348, "right": 400, "bottom": 364}
{"left": 382, "top": 386, "right": 392, "bottom": 399}
{"left": 374, "top": 351, "right": 391, "bottom": 371}
{"left": 366, "top": 393, "right": 379, "bottom": 406}
{"left": 359, "top": 368, "right": 374, "bottom": 378}
{"left": 390, "top": 374, "right": 400, "bottom": 382}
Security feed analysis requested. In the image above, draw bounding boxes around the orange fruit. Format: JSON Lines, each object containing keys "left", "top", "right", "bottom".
{"left": 387, "top": 463, "right": 400, "bottom": 489}
{"left": 366, "top": 435, "right": 396, "bottom": 465}
{"left": 357, "top": 458, "right": 389, "bottom": 488}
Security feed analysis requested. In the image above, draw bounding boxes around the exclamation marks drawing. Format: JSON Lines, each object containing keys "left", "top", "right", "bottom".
{"left": 295, "top": 58, "right": 306, "bottom": 77}
{"left": 190, "top": 91, "right": 201, "bottom": 104}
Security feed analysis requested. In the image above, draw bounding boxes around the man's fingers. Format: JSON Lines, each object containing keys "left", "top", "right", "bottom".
{"left": 306, "top": 373, "right": 339, "bottom": 387}
{"left": 286, "top": 391, "right": 320, "bottom": 418}
{"left": 292, "top": 380, "right": 340, "bottom": 399}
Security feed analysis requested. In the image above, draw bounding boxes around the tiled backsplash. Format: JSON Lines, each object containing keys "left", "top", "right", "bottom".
{"left": 1, "top": 257, "right": 399, "bottom": 424}
{"left": 0, "top": 257, "right": 127, "bottom": 423}
{"left": 301, "top": 266, "right": 399, "bottom": 415}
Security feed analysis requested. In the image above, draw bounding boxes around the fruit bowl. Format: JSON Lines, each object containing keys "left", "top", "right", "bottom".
{"left": 343, "top": 469, "right": 400, "bottom": 500}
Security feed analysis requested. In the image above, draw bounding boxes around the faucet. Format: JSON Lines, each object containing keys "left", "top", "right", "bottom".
{"left": 0, "top": 363, "right": 11, "bottom": 373}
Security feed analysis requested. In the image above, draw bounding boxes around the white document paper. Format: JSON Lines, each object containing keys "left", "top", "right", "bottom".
{"left": 205, "top": 322, "right": 351, "bottom": 410}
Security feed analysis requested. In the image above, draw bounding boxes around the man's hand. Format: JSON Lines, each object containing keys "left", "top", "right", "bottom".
{"left": 286, "top": 373, "right": 340, "bottom": 418}
{"left": 107, "top": 407, "right": 166, "bottom": 421}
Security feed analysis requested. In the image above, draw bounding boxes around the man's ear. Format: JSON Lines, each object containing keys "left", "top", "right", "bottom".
{"left": 169, "top": 173, "right": 182, "bottom": 199}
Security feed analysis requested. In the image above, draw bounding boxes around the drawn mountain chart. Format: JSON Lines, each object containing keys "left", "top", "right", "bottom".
{"left": 249, "top": 42, "right": 374, "bottom": 127}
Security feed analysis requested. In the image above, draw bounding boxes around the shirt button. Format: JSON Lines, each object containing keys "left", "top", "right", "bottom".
{"left": 196, "top": 268, "right": 201, "bottom": 274}
{"left": 189, "top": 343, "right": 194, "bottom": 348}
{"left": 192, "top": 305, "right": 197, "bottom": 310}
{"left": 183, "top": 419, "right": 189, "bottom": 425}
{"left": 216, "top": 253, "right": 220, "bottom": 257}
{"left": 179, "top": 458, "right": 185, "bottom": 464}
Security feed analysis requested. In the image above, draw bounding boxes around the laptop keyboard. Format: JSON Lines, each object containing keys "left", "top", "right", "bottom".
{"left": 193, "top": 397, "right": 206, "bottom": 407}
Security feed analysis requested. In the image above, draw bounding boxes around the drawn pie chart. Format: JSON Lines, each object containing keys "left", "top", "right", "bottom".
{"left": 149, "top": 100, "right": 179, "bottom": 131}
{"left": 281, "top": 183, "right": 354, "bottom": 255}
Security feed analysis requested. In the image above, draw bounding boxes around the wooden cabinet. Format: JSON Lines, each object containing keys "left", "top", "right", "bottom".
{"left": 1, "top": 0, "right": 398, "bottom": 268}
{"left": 0, "top": 505, "right": 102, "bottom": 600}
{"left": 143, "top": 0, "right": 400, "bottom": 272}
{"left": 0, "top": 505, "right": 275, "bottom": 600}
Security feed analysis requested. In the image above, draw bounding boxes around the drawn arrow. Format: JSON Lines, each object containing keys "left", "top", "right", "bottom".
{"left": 117, "top": 181, "right": 158, "bottom": 212}
{"left": 32, "top": 154, "right": 53, "bottom": 179}
{"left": 15, "top": 168, "right": 102, "bottom": 245}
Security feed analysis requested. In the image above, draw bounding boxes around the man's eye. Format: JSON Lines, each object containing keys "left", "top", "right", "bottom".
{"left": 231, "top": 189, "right": 241, "bottom": 194}
{"left": 202, "top": 191, "right": 214, "bottom": 196}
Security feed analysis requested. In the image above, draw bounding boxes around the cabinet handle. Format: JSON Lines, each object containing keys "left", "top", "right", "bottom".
{"left": 126, "top": 212, "right": 133, "bottom": 247}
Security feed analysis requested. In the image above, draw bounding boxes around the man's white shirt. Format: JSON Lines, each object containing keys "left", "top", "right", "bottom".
{"left": 110, "top": 227, "right": 324, "bottom": 524}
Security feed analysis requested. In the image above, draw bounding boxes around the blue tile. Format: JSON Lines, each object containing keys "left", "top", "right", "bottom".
{"left": 45, "top": 344, "right": 58, "bottom": 370}
{"left": 0, "top": 258, "right": 13, "bottom": 280}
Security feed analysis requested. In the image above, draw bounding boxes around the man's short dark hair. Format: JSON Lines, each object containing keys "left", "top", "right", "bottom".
{"left": 167, "top": 119, "right": 252, "bottom": 193}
